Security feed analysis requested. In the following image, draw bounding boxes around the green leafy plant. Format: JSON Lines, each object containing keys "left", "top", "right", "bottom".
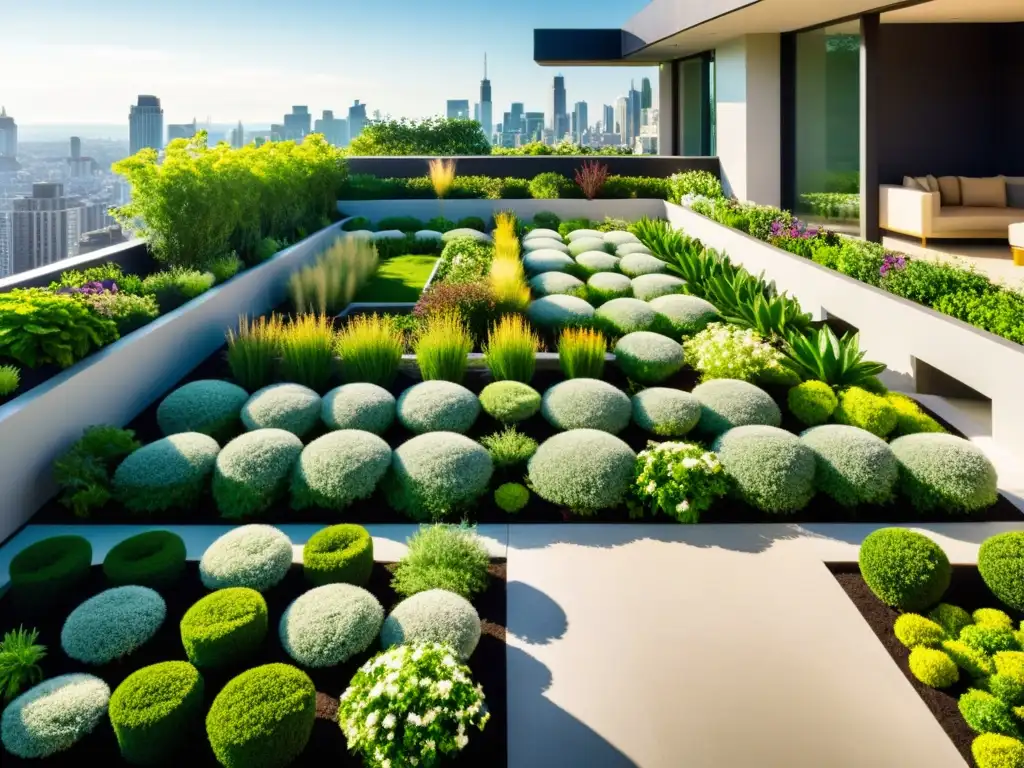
{"left": 558, "top": 327, "right": 606, "bottom": 379}
{"left": 781, "top": 326, "right": 885, "bottom": 388}
{"left": 631, "top": 441, "right": 729, "bottom": 523}
{"left": 685, "top": 322, "right": 789, "bottom": 383}
{"left": 207, "top": 253, "right": 245, "bottom": 283}
{"left": 82, "top": 292, "right": 160, "bottom": 335}
{"left": 0, "top": 289, "right": 119, "bottom": 368}
{"left": 787, "top": 380, "right": 839, "bottom": 426}
{"left": 392, "top": 524, "right": 491, "bottom": 600}
{"left": 349, "top": 117, "right": 491, "bottom": 155}
{"left": 302, "top": 524, "right": 374, "bottom": 587}
{"left": 483, "top": 314, "right": 539, "bottom": 383}
{"left": 481, "top": 426, "right": 538, "bottom": 468}
{"left": 705, "top": 269, "right": 812, "bottom": 339}
{"left": 529, "top": 172, "right": 577, "bottom": 199}
{"left": 335, "top": 313, "right": 404, "bottom": 386}
{"left": 226, "top": 313, "right": 283, "bottom": 392}
{"left": 53, "top": 425, "right": 142, "bottom": 518}
{"left": 495, "top": 482, "right": 530, "bottom": 512}
{"left": 376, "top": 216, "right": 424, "bottom": 233}
{"left": 414, "top": 312, "right": 472, "bottom": 383}
{"left": 289, "top": 235, "right": 378, "bottom": 316}
{"left": 279, "top": 313, "right": 335, "bottom": 392}
{"left": 0, "top": 364, "right": 20, "bottom": 396}
{"left": 858, "top": 527, "right": 951, "bottom": 610}
{"left": 434, "top": 238, "right": 494, "bottom": 284}
{"left": 668, "top": 170, "right": 725, "bottom": 201}
{"left": 0, "top": 626, "right": 46, "bottom": 702}
{"left": 140, "top": 268, "right": 216, "bottom": 312}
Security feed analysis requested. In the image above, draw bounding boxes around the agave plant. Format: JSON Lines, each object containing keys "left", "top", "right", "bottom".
{"left": 667, "top": 247, "right": 732, "bottom": 300}
{"left": 781, "top": 325, "right": 886, "bottom": 388}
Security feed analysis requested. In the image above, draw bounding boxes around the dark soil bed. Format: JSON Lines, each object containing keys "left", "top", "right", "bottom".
{"left": 0, "top": 560, "right": 508, "bottom": 767}
{"left": 830, "top": 565, "right": 1015, "bottom": 766}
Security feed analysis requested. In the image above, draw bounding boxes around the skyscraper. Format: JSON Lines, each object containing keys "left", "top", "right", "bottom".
{"left": 348, "top": 101, "right": 367, "bottom": 141}
{"left": 284, "top": 106, "right": 311, "bottom": 141}
{"left": 0, "top": 209, "right": 11, "bottom": 278}
{"left": 573, "top": 101, "right": 588, "bottom": 144}
{"left": 479, "top": 54, "right": 493, "bottom": 142}
{"left": 314, "top": 110, "right": 349, "bottom": 147}
{"left": 614, "top": 97, "right": 628, "bottom": 145}
{"left": 167, "top": 119, "right": 197, "bottom": 144}
{"left": 446, "top": 100, "right": 470, "bottom": 119}
{"left": 627, "top": 81, "right": 642, "bottom": 146}
{"left": 0, "top": 107, "right": 18, "bottom": 160}
{"left": 524, "top": 112, "right": 545, "bottom": 142}
{"left": 70, "top": 137, "right": 81, "bottom": 160}
{"left": 231, "top": 121, "right": 245, "bottom": 148}
{"left": 641, "top": 77, "right": 653, "bottom": 110}
{"left": 129, "top": 95, "right": 164, "bottom": 155}
{"left": 602, "top": 105, "right": 614, "bottom": 134}
{"left": 510, "top": 102, "right": 524, "bottom": 135}
{"left": 549, "top": 75, "right": 568, "bottom": 141}
{"left": 11, "top": 183, "right": 81, "bottom": 274}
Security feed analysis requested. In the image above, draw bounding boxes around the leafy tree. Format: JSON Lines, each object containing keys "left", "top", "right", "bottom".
{"left": 348, "top": 118, "right": 491, "bottom": 156}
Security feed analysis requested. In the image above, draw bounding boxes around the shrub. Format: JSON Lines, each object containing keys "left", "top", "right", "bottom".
{"left": 388, "top": 432, "right": 494, "bottom": 521}
{"left": 112, "top": 433, "right": 220, "bottom": 514}
{"left": 978, "top": 609, "right": 1015, "bottom": 630}
{"left": 962, "top": 624, "right": 1020, "bottom": 655}
{"left": 527, "top": 294, "right": 595, "bottom": 329}
{"left": 392, "top": 524, "right": 491, "bottom": 600}
{"left": 587, "top": 272, "right": 632, "bottom": 304}
{"left": 596, "top": 297, "right": 659, "bottom": 335}
{"left": 322, "top": 382, "right": 396, "bottom": 434}
{"left": 631, "top": 274, "right": 685, "bottom": 302}
{"left": 649, "top": 294, "right": 718, "bottom": 338}
{"left": 303, "top": 524, "right": 374, "bottom": 586}
{"left": 523, "top": 249, "right": 575, "bottom": 276}
{"left": 979, "top": 533, "right": 1024, "bottom": 612}
{"left": 291, "top": 430, "right": 391, "bottom": 512}
{"left": 858, "top": 528, "right": 950, "bottom": 610}
{"left": 558, "top": 326, "right": 606, "bottom": 378}
{"left": 455, "top": 216, "right": 487, "bottom": 232}
{"left": 206, "top": 664, "right": 316, "bottom": 768}
{"left": 0, "top": 673, "right": 110, "bottom": 758}
{"left": 208, "top": 253, "right": 244, "bottom": 283}
{"left": 435, "top": 238, "right": 493, "bottom": 284}
{"left": 788, "top": 381, "right": 838, "bottom": 426}
{"left": 496, "top": 482, "right": 530, "bottom": 513}
{"left": 0, "top": 364, "right": 19, "bottom": 396}
{"left": 227, "top": 314, "right": 283, "bottom": 392}
{"left": 693, "top": 378, "right": 783, "bottom": 436}
{"left": 532, "top": 212, "right": 561, "bottom": 230}
{"left": 199, "top": 525, "right": 293, "bottom": 592}
{"left": 381, "top": 589, "right": 482, "bottom": 660}
{"left": 614, "top": 331, "right": 685, "bottom": 384}
{"left": 713, "top": 425, "right": 816, "bottom": 513}
{"left": 930, "top": 604, "right": 974, "bottom": 638}
{"left": 528, "top": 429, "right": 635, "bottom": 514}
{"left": 530, "top": 271, "right": 587, "bottom": 299}
{"left": 668, "top": 170, "right": 724, "bottom": 201}
{"left": 882, "top": 258, "right": 990, "bottom": 307}
{"left": 619, "top": 253, "right": 668, "bottom": 277}
{"left": 280, "top": 583, "right": 383, "bottom": 667}
{"left": 632, "top": 441, "right": 729, "bottom": 523}
{"left": 632, "top": 388, "right": 702, "bottom": 437}
{"left": 943, "top": 639, "right": 996, "bottom": 678}
{"left": 973, "top": 734, "right": 1024, "bottom": 768}
{"left": 180, "top": 588, "right": 268, "bottom": 668}
{"left": 891, "top": 433, "right": 998, "bottom": 514}
{"left": 109, "top": 661, "right": 205, "bottom": 765}
{"left": 685, "top": 323, "right": 788, "bottom": 383}
{"left": 799, "top": 424, "right": 898, "bottom": 507}
{"left": 426, "top": 216, "right": 455, "bottom": 232}
{"left": 617, "top": 242, "right": 653, "bottom": 256}
{"left": 8, "top": 535, "right": 92, "bottom": 606}
{"left": 0, "top": 289, "right": 118, "bottom": 368}
{"left": 53, "top": 424, "right": 141, "bottom": 518}
{"left": 480, "top": 426, "right": 538, "bottom": 468}
{"left": 414, "top": 281, "right": 495, "bottom": 344}
{"left": 568, "top": 237, "right": 608, "bottom": 258}
{"left": 335, "top": 313, "right": 404, "bottom": 387}
{"left": 961, "top": 689, "right": 1021, "bottom": 737}
{"left": 483, "top": 314, "right": 539, "bottom": 383}
{"left": 338, "top": 642, "right": 489, "bottom": 767}
{"left": 157, "top": 379, "right": 249, "bottom": 440}
{"left": 141, "top": 268, "right": 216, "bottom": 312}
{"left": 934, "top": 288, "right": 1024, "bottom": 346}
{"left": 562, "top": 223, "right": 600, "bottom": 239}
{"left": 542, "top": 378, "right": 631, "bottom": 434}
{"left": 529, "top": 171, "right": 575, "bottom": 199}
{"left": 255, "top": 237, "right": 283, "bottom": 261}
{"left": 414, "top": 312, "right": 474, "bottom": 384}
{"left": 885, "top": 392, "right": 944, "bottom": 436}
{"left": 909, "top": 647, "right": 959, "bottom": 688}
{"left": 894, "top": 613, "right": 947, "bottom": 648}
{"left": 479, "top": 381, "right": 541, "bottom": 423}
{"left": 103, "top": 530, "right": 186, "bottom": 589}
{"left": 241, "top": 383, "right": 322, "bottom": 438}
{"left": 213, "top": 429, "right": 302, "bottom": 519}
{"left": 0, "top": 627, "right": 46, "bottom": 703}
{"left": 61, "top": 585, "right": 166, "bottom": 664}
{"left": 377, "top": 216, "right": 424, "bottom": 232}
{"left": 288, "top": 236, "right": 377, "bottom": 315}
{"left": 575, "top": 250, "right": 620, "bottom": 275}
{"left": 603, "top": 230, "right": 640, "bottom": 245}
{"left": 83, "top": 291, "right": 161, "bottom": 335}
{"left": 397, "top": 380, "right": 480, "bottom": 434}
{"left": 490, "top": 253, "right": 531, "bottom": 315}
{"left": 833, "top": 386, "right": 898, "bottom": 438}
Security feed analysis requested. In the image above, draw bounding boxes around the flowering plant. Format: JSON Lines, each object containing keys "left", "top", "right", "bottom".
{"left": 631, "top": 441, "right": 729, "bottom": 523}
{"left": 57, "top": 279, "right": 118, "bottom": 296}
{"left": 879, "top": 252, "right": 908, "bottom": 277}
{"left": 769, "top": 219, "right": 819, "bottom": 240}
{"left": 684, "top": 322, "right": 789, "bottom": 383}
{"left": 338, "top": 642, "right": 489, "bottom": 768}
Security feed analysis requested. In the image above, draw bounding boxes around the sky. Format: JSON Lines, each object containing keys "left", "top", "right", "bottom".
{"left": 2, "top": 0, "right": 656, "bottom": 135}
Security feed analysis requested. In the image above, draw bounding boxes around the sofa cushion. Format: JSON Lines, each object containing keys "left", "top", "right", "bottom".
{"left": 925, "top": 175, "right": 940, "bottom": 193}
{"left": 932, "top": 206, "right": 1024, "bottom": 233}
{"left": 959, "top": 176, "right": 1007, "bottom": 208}
{"left": 937, "top": 176, "right": 961, "bottom": 207}
{"left": 1007, "top": 181, "right": 1024, "bottom": 209}
{"left": 903, "top": 176, "right": 928, "bottom": 192}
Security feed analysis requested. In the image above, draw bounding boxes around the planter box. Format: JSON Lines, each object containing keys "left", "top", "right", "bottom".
{"left": 0, "top": 223, "right": 342, "bottom": 542}
{"left": 663, "top": 202, "right": 1024, "bottom": 457}
{"left": 337, "top": 197, "right": 666, "bottom": 223}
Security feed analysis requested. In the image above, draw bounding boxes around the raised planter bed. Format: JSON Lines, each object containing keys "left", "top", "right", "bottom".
{"left": 337, "top": 198, "right": 666, "bottom": 224}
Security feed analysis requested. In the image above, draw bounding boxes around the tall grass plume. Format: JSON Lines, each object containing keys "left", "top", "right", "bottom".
{"left": 289, "top": 235, "right": 378, "bottom": 316}
{"left": 558, "top": 327, "right": 607, "bottom": 379}
{"left": 415, "top": 311, "right": 472, "bottom": 383}
{"left": 226, "top": 313, "right": 284, "bottom": 391}
{"left": 484, "top": 314, "right": 539, "bottom": 383}
{"left": 279, "top": 313, "right": 336, "bottom": 392}
{"left": 335, "top": 313, "right": 405, "bottom": 386}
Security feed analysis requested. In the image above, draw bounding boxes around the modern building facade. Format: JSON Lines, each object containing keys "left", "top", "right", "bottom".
{"left": 348, "top": 101, "right": 367, "bottom": 141}
{"left": 549, "top": 75, "right": 568, "bottom": 140}
{"left": 509, "top": 102, "right": 525, "bottom": 135}
{"left": 0, "top": 107, "right": 18, "bottom": 159}
{"left": 524, "top": 112, "right": 545, "bottom": 143}
{"left": 602, "top": 104, "right": 614, "bottom": 135}
{"left": 573, "top": 101, "right": 588, "bottom": 144}
{"left": 0, "top": 209, "right": 11, "bottom": 278}
{"left": 167, "top": 120, "right": 197, "bottom": 144}
{"left": 231, "top": 121, "right": 245, "bottom": 148}
{"left": 640, "top": 76, "right": 653, "bottom": 110}
{"left": 129, "top": 95, "right": 163, "bottom": 155}
{"left": 446, "top": 100, "right": 470, "bottom": 120}
{"left": 11, "top": 183, "right": 81, "bottom": 274}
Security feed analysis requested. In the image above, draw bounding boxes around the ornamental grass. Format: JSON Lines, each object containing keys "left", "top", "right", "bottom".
{"left": 483, "top": 314, "right": 539, "bottom": 383}
{"left": 289, "top": 235, "right": 378, "bottom": 316}
{"left": 558, "top": 327, "right": 606, "bottom": 379}
{"left": 279, "top": 313, "right": 335, "bottom": 392}
{"left": 335, "top": 314, "right": 404, "bottom": 386}
{"left": 414, "top": 312, "right": 473, "bottom": 383}
{"left": 226, "top": 314, "right": 284, "bottom": 392}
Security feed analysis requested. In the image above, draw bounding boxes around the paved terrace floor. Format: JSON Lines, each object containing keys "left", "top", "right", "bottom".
{"left": 5, "top": 521, "right": 1024, "bottom": 767}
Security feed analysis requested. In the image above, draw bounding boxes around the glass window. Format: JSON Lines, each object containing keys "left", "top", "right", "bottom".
{"left": 677, "top": 53, "right": 716, "bottom": 156}
{"left": 794, "top": 22, "right": 861, "bottom": 232}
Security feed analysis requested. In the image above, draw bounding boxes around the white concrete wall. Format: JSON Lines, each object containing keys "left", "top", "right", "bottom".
{"left": 338, "top": 198, "right": 666, "bottom": 222}
{"left": 658, "top": 63, "right": 674, "bottom": 155}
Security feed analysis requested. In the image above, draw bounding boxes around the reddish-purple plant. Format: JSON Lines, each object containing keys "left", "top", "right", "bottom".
{"left": 413, "top": 280, "right": 496, "bottom": 342}
{"left": 575, "top": 160, "right": 610, "bottom": 200}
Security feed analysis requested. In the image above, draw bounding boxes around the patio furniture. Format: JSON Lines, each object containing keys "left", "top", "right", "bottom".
{"left": 1011, "top": 222, "right": 1024, "bottom": 266}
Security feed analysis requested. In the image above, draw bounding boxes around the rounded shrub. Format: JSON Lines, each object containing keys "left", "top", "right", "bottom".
{"left": 479, "top": 381, "right": 541, "bottom": 423}
{"left": 595, "top": 297, "right": 659, "bottom": 334}
{"left": 391, "top": 524, "right": 492, "bottom": 600}
{"left": 156, "top": 379, "right": 248, "bottom": 440}
{"left": 113, "top": 432, "right": 220, "bottom": 514}
{"left": 541, "top": 378, "right": 631, "bottom": 434}
{"left": 788, "top": 381, "right": 838, "bottom": 427}
{"left": 61, "top": 585, "right": 166, "bottom": 664}
{"left": 799, "top": 424, "right": 898, "bottom": 507}
{"left": 833, "top": 386, "right": 898, "bottom": 438}
{"left": 526, "top": 294, "right": 595, "bottom": 329}
{"left": 523, "top": 249, "right": 574, "bottom": 276}
{"left": 290, "top": 430, "right": 391, "bottom": 510}
{"left": 213, "top": 429, "right": 302, "bottom": 519}
{"left": 303, "top": 524, "right": 374, "bottom": 587}
{"left": 617, "top": 242, "right": 653, "bottom": 257}
{"left": 321, "top": 383, "right": 396, "bottom": 434}
{"left": 528, "top": 429, "right": 636, "bottom": 514}
{"left": 496, "top": 482, "right": 530, "bottom": 513}
{"left": 604, "top": 230, "right": 640, "bottom": 246}
{"left": 693, "top": 378, "right": 782, "bottom": 436}
{"left": 908, "top": 647, "right": 959, "bottom": 688}
{"left": 199, "top": 525, "right": 293, "bottom": 592}
{"left": 180, "top": 587, "right": 268, "bottom": 668}
{"left": 397, "top": 380, "right": 480, "bottom": 435}
{"left": 8, "top": 534, "right": 91, "bottom": 606}
{"left": 619, "top": 252, "right": 668, "bottom": 277}
{"left": 442, "top": 228, "right": 489, "bottom": 243}
{"left": 241, "top": 383, "right": 322, "bottom": 438}
{"left": 929, "top": 603, "right": 974, "bottom": 638}
{"left": 205, "top": 664, "right": 316, "bottom": 768}
{"left": 380, "top": 589, "right": 482, "bottom": 660}
{"left": 960, "top": 689, "right": 1020, "bottom": 737}
{"left": 109, "top": 661, "right": 204, "bottom": 765}
{"left": 630, "top": 273, "right": 686, "bottom": 302}
{"left": 891, "top": 433, "right": 998, "bottom": 514}
{"left": 979, "top": 533, "right": 1024, "bottom": 612}
{"left": 961, "top": 624, "right": 1019, "bottom": 655}
{"left": 631, "top": 388, "right": 701, "bottom": 437}
{"left": 614, "top": 331, "right": 685, "bottom": 384}
{"left": 530, "top": 271, "right": 587, "bottom": 298}
{"left": 0, "top": 674, "right": 110, "bottom": 758}
{"left": 587, "top": 271, "right": 632, "bottom": 301}
{"left": 280, "top": 584, "right": 383, "bottom": 667}
{"left": 977, "top": 609, "right": 1015, "bottom": 630}
{"left": 712, "top": 425, "right": 816, "bottom": 514}
{"left": 649, "top": 294, "right": 718, "bottom": 337}
{"left": 575, "top": 250, "right": 620, "bottom": 275}
{"left": 973, "top": 734, "right": 1024, "bottom": 768}
{"left": 387, "top": 432, "right": 494, "bottom": 521}
{"left": 522, "top": 237, "right": 569, "bottom": 254}
{"left": 943, "top": 639, "right": 996, "bottom": 678}
{"left": 894, "top": 614, "right": 947, "bottom": 648}
{"left": 858, "top": 528, "right": 951, "bottom": 611}
{"left": 103, "top": 530, "right": 186, "bottom": 589}
{"left": 523, "top": 227, "right": 561, "bottom": 241}
{"left": 568, "top": 237, "right": 608, "bottom": 257}
{"left": 566, "top": 228, "right": 604, "bottom": 241}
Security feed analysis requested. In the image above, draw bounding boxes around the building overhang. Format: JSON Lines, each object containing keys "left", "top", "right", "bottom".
{"left": 533, "top": 29, "right": 650, "bottom": 66}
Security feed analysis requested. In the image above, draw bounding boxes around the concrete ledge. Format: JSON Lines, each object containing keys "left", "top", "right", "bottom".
{"left": 338, "top": 198, "right": 666, "bottom": 222}
{"left": 346, "top": 155, "right": 720, "bottom": 180}
{"left": 0, "top": 239, "right": 154, "bottom": 293}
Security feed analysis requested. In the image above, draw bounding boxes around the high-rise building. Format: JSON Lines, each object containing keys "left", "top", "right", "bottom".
{"left": 627, "top": 81, "right": 642, "bottom": 146}
{"left": 129, "top": 95, "right": 164, "bottom": 155}
{"left": 524, "top": 112, "right": 545, "bottom": 142}
{"left": 641, "top": 77, "right": 653, "bottom": 110}
{"left": 70, "top": 137, "right": 81, "bottom": 160}
{"left": 549, "top": 75, "right": 568, "bottom": 140}
{"left": 231, "top": 121, "right": 245, "bottom": 148}
{"left": 446, "top": 100, "right": 470, "bottom": 119}
{"left": 479, "top": 54, "right": 493, "bottom": 142}
{"left": 602, "top": 105, "right": 614, "bottom": 135}
{"left": 510, "top": 102, "right": 524, "bottom": 135}
{"left": 167, "top": 119, "right": 197, "bottom": 144}
{"left": 0, "top": 209, "right": 12, "bottom": 278}
{"left": 11, "top": 183, "right": 82, "bottom": 274}
{"left": 314, "top": 110, "right": 349, "bottom": 147}
{"left": 348, "top": 100, "right": 367, "bottom": 141}
{"left": 67, "top": 137, "right": 94, "bottom": 178}
{"left": 573, "top": 101, "right": 588, "bottom": 144}
{"left": 0, "top": 107, "right": 18, "bottom": 160}
{"left": 283, "top": 106, "right": 311, "bottom": 142}
{"left": 614, "top": 96, "right": 628, "bottom": 145}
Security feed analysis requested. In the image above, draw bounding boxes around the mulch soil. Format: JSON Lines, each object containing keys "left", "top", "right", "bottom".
{"left": 831, "top": 565, "right": 1018, "bottom": 766}
{"left": 0, "top": 561, "right": 508, "bottom": 767}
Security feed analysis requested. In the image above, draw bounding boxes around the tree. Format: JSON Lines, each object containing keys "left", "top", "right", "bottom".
{"left": 348, "top": 118, "right": 491, "bottom": 156}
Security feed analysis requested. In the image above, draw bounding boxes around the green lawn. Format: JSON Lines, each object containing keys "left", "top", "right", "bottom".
{"left": 354, "top": 255, "right": 439, "bottom": 303}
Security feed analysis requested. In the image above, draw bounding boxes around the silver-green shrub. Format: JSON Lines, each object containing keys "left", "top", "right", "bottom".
{"left": 713, "top": 425, "right": 817, "bottom": 513}
{"left": 156, "top": 379, "right": 248, "bottom": 439}
{"left": 541, "top": 378, "right": 631, "bottom": 434}
{"left": 575, "top": 251, "right": 620, "bottom": 275}
{"left": 693, "top": 378, "right": 782, "bottom": 436}
{"left": 61, "top": 586, "right": 166, "bottom": 664}
{"left": 380, "top": 589, "right": 482, "bottom": 660}
{"left": 0, "top": 674, "right": 110, "bottom": 758}
{"left": 387, "top": 432, "right": 494, "bottom": 521}
{"left": 523, "top": 250, "right": 574, "bottom": 276}
{"left": 241, "top": 383, "right": 322, "bottom": 438}
{"left": 529, "top": 272, "right": 587, "bottom": 298}
{"left": 291, "top": 430, "right": 391, "bottom": 510}
{"left": 891, "top": 433, "right": 998, "bottom": 513}
{"left": 321, "top": 383, "right": 396, "bottom": 434}
{"left": 213, "top": 429, "right": 303, "bottom": 519}
{"left": 199, "top": 524, "right": 293, "bottom": 592}
{"left": 526, "top": 295, "right": 595, "bottom": 329}
{"left": 279, "top": 584, "right": 384, "bottom": 667}
{"left": 632, "top": 388, "right": 702, "bottom": 437}
{"left": 649, "top": 294, "right": 719, "bottom": 337}
{"left": 614, "top": 331, "right": 685, "bottom": 384}
{"left": 800, "top": 424, "right": 898, "bottom": 507}
{"left": 113, "top": 432, "right": 220, "bottom": 514}
{"left": 397, "top": 380, "right": 481, "bottom": 435}
{"left": 528, "top": 429, "right": 636, "bottom": 514}
{"left": 619, "top": 252, "right": 668, "bottom": 277}
{"left": 596, "top": 298, "right": 659, "bottom": 334}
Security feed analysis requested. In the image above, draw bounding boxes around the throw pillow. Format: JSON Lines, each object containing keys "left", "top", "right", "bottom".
{"left": 959, "top": 176, "right": 1007, "bottom": 208}
{"left": 904, "top": 176, "right": 928, "bottom": 192}
{"left": 925, "top": 175, "right": 940, "bottom": 193}
{"left": 937, "top": 176, "right": 962, "bottom": 207}
{"left": 1007, "top": 180, "right": 1024, "bottom": 209}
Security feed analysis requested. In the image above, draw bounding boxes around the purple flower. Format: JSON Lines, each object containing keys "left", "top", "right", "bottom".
{"left": 880, "top": 252, "right": 909, "bottom": 278}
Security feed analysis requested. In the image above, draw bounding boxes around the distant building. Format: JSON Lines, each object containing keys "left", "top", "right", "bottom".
{"left": 314, "top": 110, "right": 349, "bottom": 147}
{"left": 573, "top": 101, "right": 588, "bottom": 144}
{"left": 0, "top": 106, "right": 18, "bottom": 160}
{"left": 479, "top": 54, "right": 493, "bottom": 141}
{"left": 11, "top": 183, "right": 81, "bottom": 274}
{"left": 510, "top": 103, "right": 524, "bottom": 135}
{"left": 524, "top": 112, "right": 545, "bottom": 142}
{"left": 602, "top": 104, "right": 614, "bottom": 135}
{"left": 614, "top": 96, "right": 628, "bottom": 145}
{"left": 231, "top": 121, "right": 245, "bottom": 148}
{"left": 70, "top": 136, "right": 81, "bottom": 160}
{"left": 270, "top": 124, "right": 285, "bottom": 142}
{"left": 78, "top": 225, "right": 126, "bottom": 256}
{"left": 129, "top": 95, "right": 164, "bottom": 155}
{"left": 641, "top": 77, "right": 653, "bottom": 110}
{"left": 348, "top": 101, "right": 367, "bottom": 141}
{"left": 284, "top": 106, "right": 311, "bottom": 141}
{"left": 167, "top": 119, "right": 197, "bottom": 144}
{"left": 550, "top": 75, "right": 568, "bottom": 140}
{"left": 0, "top": 210, "right": 11, "bottom": 277}
{"left": 627, "top": 82, "right": 642, "bottom": 145}
{"left": 446, "top": 100, "right": 470, "bottom": 120}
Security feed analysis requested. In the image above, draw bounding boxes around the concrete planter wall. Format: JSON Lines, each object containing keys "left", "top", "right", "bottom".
{"left": 347, "top": 154, "right": 720, "bottom": 179}
{"left": 663, "top": 203, "right": 1024, "bottom": 455}
{"left": 0, "top": 223, "right": 342, "bottom": 542}
{"left": 337, "top": 198, "right": 666, "bottom": 223}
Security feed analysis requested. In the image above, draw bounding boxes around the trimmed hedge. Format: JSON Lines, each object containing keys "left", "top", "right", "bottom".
{"left": 713, "top": 425, "right": 817, "bottom": 514}
{"left": 979, "top": 533, "right": 1024, "bottom": 612}
{"left": 648, "top": 294, "right": 718, "bottom": 337}
{"left": 526, "top": 294, "right": 595, "bottom": 329}
{"left": 972, "top": 734, "right": 1024, "bottom": 768}
{"left": 241, "top": 383, "right": 322, "bottom": 438}
{"left": 893, "top": 614, "right": 946, "bottom": 648}
{"left": 631, "top": 388, "right": 701, "bottom": 437}
{"left": 614, "top": 331, "right": 685, "bottom": 384}
{"left": 113, "top": 433, "right": 220, "bottom": 514}
{"left": 522, "top": 237, "right": 569, "bottom": 253}
{"left": 568, "top": 237, "right": 608, "bottom": 257}
{"left": 156, "top": 379, "right": 248, "bottom": 440}
{"left": 523, "top": 250, "right": 574, "bottom": 276}
{"left": 61, "top": 586, "right": 166, "bottom": 664}
{"left": 788, "top": 381, "right": 838, "bottom": 427}
{"left": 630, "top": 274, "right": 686, "bottom": 302}
{"left": 616, "top": 242, "right": 653, "bottom": 256}
{"left": 387, "top": 432, "right": 494, "bottom": 521}
{"left": 213, "top": 429, "right": 303, "bottom": 519}
{"left": 479, "top": 381, "right": 542, "bottom": 423}
{"left": 541, "top": 378, "right": 632, "bottom": 434}
{"left": 397, "top": 380, "right": 481, "bottom": 434}
{"left": 929, "top": 603, "right": 974, "bottom": 638}
{"left": 528, "top": 429, "right": 636, "bottom": 514}
{"left": 575, "top": 250, "right": 620, "bottom": 275}
{"left": 891, "top": 433, "right": 998, "bottom": 513}
{"left": 693, "top": 379, "right": 782, "bottom": 436}
{"left": 587, "top": 272, "right": 632, "bottom": 302}
{"left": 199, "top": 525, "right": 292, "bottom": 592}
{"left": 799, "top": 424, "right": 898, "bottom": 507}
{"left": 959, "top": 689, "right": 1020, "bottom": 738}
{"left": 8, "top": 535, "right": 92, "bottom": 606}
{"left": 103, "top": 530, "right": 186, "bottom": 589}
{"left": 833, "top": 386, "right": 898, "bottom": 438}
{"left": 321, "top": 383, "right": 396, "bottom": 434}
{"left": 303, "top": 524, "right": 374, "bottom": 587}
{"left": 279, "top": 584, "right": 383, "bottom": 667}
{"left": 0, "top": 674, "right": 110, "bottom": 758}
{"left": 858, "top": 528, "right": 950, "bottom": 611}
{"left": 595, "top": 298, "right": 659, "bottom": 335}
{"left": 619, "top": 252, "right": 668, "bottom": 277}
{"left": 909, "top": 647, "right": 959, "bottom": 689}
{"left": 496, "top": 482, "right": 530, "bottom": 513}
{"left": 290, "top": 430, "right": 391, "bottom": 511}
{"left": 180, "top": 587, "right": 268, "bottom": 668}
{"left": 380, "top": 589, "right": 482, "bottom": 660}
{"left": 530, "top": 271, "right": 587, "bottom": 298}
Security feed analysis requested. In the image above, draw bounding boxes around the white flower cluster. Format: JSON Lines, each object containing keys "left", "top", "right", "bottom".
{"left": 1, "top": 674, "right": 110, "bottom": 758}
{"left": 633, "top": 441, "right": 729, "bottom": 523}
{"left": 685, "top": 322, "right": 786, "bottom": 383}
{"left": 338, "top": 642, "right": 489, "bottom": 768}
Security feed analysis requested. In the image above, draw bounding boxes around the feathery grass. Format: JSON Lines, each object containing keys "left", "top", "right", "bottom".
{"left": 0, "top": 364, "right": 20, "bottom": 397}
{"left": 558, "top": 327, "right": 607, "bottom": 379}
{"left": 336, "top": 313, "right": 405, "bottom": 386}
{"left": 428, "top": 158, "right": 457, "bottom": 200}
{"left": 414, "top": 311, "right": 473, "bottom": 383}
{"left": 490, "top": 220, "right": 530, "bottom": 314}
{"left": 483, "top": 314, "right": 539, "bottom": 383}
{"left": 289, "top": 235, "right": 378, "bottom": 316}
{"left": 279, "top": 313, "right": 336, "bottom": 392}
{"left": 226, "top": 314, "right": 283, "bottom": 391}
{"left": 0, "top": 626, "right": 46, "bottom": 702}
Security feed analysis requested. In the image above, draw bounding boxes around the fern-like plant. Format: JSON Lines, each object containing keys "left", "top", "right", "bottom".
{"left": 53, "top": 425, "right": 142, "bottom": 518}
{"left": 0, "top": 626, "right": 46, "bottom": 701}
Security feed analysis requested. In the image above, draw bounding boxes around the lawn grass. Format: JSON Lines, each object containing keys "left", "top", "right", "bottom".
{"left": 353, "top": 255, "right": 440, "bottom": 303}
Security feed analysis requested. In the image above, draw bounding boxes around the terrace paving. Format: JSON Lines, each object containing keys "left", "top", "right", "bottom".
{"left": 4, "top": 521, "right": 1024, "bottom": 766}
